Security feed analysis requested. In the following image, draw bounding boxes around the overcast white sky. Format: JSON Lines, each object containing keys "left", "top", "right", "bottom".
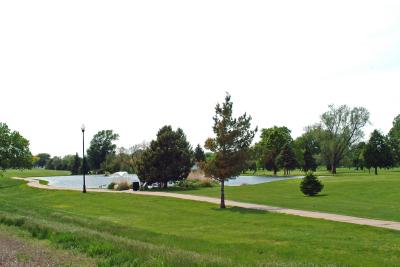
{"left": 1, "top": 1, "right": 400, "bottom": 156}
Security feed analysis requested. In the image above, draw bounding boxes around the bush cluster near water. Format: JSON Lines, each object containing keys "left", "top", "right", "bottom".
{"left": 175, "top": 178, "right": 219, "bottom": 189}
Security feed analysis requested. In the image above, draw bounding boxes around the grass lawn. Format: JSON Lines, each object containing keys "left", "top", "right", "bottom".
{"left": 174, "top": 168, "right": 400, "bottom": 222}
{"left": 1, "top": 170, "right": 400, "bottom": 266}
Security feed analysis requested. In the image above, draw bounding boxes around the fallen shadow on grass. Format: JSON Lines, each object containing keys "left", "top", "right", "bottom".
{"left": 304, "top": 194, "right": 328, "bottom": 198}
{"left": 211, "top": 206, "right": 268, "bottom": 215}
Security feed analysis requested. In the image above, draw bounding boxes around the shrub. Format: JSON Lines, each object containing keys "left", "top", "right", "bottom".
{"left": 200, "top": 178, "right": 219, "bottom": 187}
{"left": 38, "top": 180, "right": 49, "bottom": 185}
{"left": 116, "top": 181, "right": 130, "bottom": 191}
{"left": 176, "top": 178, "right": 218, "bottom": 189}
{"left": 107, "top": 182, "right": 116, "bottom": 190}
{"left": 176, "top": 179, "right": 200, "bottom": 189}
{"left": 300, "top": 172, "right": 324, "bottom": 196}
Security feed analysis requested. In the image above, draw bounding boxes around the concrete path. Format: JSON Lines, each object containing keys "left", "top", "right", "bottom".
{"left": 15, "top": 177, "right": 400, "bottom": 231}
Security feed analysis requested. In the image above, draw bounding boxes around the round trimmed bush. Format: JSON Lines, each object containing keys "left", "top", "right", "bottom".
{"left": 300, "top": 172, "right": 324, "bottom": 196}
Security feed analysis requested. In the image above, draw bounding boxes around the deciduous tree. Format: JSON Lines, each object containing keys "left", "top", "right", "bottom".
{"left": 364, "top": 130, "right": 393, "bottom": 175}
{"left": 388, "top": 115, "right": 400, "bottom": 166}
{"left": 87, "top": 130, "right": 119, "bottom": 172}
{"left": 256, "top": 126, "right": 292, "bottom": 175}
{"left": 0, "top": 123, "right": 32, "bottom": 171}
{"left": 318, "top": 105, "right": 369, "bottom": 174}
{"left": 276, "top": 144, "right": 297, "bottom": 175}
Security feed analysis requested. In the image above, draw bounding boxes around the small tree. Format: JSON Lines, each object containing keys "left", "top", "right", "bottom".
{"left": 364, "top": 130, "right": 393, "bottom": 175}
{"left": 194, "top": 144, "right": 206, "bottom": 162}
{"left": 276, "top": 144, "right": 297, "bottom": 175}
{"left": 300, "top": 172, "right": 324, "bottom": 196}
{"left": 202, "top": 93, "right": 257, "bottom": 208}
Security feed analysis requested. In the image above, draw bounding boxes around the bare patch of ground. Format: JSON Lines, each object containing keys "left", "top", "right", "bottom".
{"left": 0, "top": 228, "right": 94, "bottom": 267}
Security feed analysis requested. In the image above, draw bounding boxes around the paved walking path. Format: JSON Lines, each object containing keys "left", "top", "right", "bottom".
{"left": 15, "top": 177, "right": 400, "bottom": 231}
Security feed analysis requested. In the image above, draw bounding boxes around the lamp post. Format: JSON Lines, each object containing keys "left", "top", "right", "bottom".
{"left": 81, "top": 124, "right": 87, "bottom": 193}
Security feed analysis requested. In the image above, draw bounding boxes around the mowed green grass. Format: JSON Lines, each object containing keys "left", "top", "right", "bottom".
{"left": 177, "top": 168, "right": 400, "bottom": 222}
{"left": 1, "top": 170, "right": 400, "bottom": 266}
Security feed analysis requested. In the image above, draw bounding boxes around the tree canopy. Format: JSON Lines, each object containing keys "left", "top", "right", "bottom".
{"left": 388, "top": 114, "right": 400, "bottom": 166}
{"left": 194, "top": 144, "right": 206, "bottom": 162}
{"left": 0, "top": 123, "right": 32, "bottom": 171}
{"left": 276, "top": 143, "right": 298, "bottom": 175}
{"left": 87, "top": 130, "right": 119, "bottom": 172}
{"left": 136, "top": 126, "right": 194, "bottom": 188}
{"left": 202, "top": 93, "right": 257, "bottom": 208}
{"left": 256, "top": 126, "right": 292, "bottom": 175}
{"left": 364, "top": 130, "right": 393, "bottom": 175}
{"left": 318, "top": 105, "right": 369, "bottom": 174}
{"left": 34, "top": 153, "right": 51, "bottom": 168}
{"left": 293, "top": 127, "right": 320, "bottom": 172}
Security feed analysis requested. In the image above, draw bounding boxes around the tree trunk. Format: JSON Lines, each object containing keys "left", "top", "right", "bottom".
{"left": 331, "top": 162, "right": 337, "bottom": 175}
{"left": 273, "top": 167, "right": 277, "bottom": 176}
{"left": 163, "top": 181, "right": 168, "bottom": 188}
{"left": 375, "top": 167, "right": 378, "bottom": 175}
{"left": 220, "top": 180, "right": 226, "bottom": 209}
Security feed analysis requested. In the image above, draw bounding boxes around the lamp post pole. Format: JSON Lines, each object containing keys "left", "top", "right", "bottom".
{"left": 81, "top": 124, "right": 86, "bottom": 193}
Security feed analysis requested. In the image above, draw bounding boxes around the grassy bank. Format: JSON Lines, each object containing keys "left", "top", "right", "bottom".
{"left": 1, "top": 170, "right": 400, "bottom": 266}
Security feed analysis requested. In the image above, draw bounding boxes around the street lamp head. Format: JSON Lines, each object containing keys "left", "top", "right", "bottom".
{"left": 81, "top": 124, "right": 86, "bottom": 132}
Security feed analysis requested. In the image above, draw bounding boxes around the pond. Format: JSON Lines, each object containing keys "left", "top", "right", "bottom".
{"left": 225, "top": 175, "right": 302, "bottom": 186}
{"left": 39, "top": 174, "right": 139, "bottom": 189}
{"left": 37, "top": 174, "right": 302, "bottom": 189}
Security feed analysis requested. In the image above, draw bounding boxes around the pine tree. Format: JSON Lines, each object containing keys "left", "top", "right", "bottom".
{"left": 303, "top": 149, "right": 317, "bottom": 172}
{"left": 300, "top": 172, "right": 324, "bottom": 196}
{"left": 194, "top": 144, "right": 206, "bottom": 162}
{"left": 71, "top": 153, "right": 81, "bottom": 175}
{"left": 202, "top": 93, "right": 257, "bottom": 208}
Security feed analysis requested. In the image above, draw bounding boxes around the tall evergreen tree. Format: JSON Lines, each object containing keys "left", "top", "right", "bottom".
{"left": 71, "top": 153, "right": 81, "bottom": 175}
{"left": 136, "top": 126, "right": 194, "bottom": 188}
{"left": 303, "top": 149, "right": 317, "bottom": 172}
{"left": 194, "top": 144, "right": 206, "bottom": 162}
{"left": 202, "top": 93, "right": 257, "bottom": 208}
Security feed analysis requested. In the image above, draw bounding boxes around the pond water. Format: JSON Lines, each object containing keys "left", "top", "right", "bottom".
{"left": 224, "top": 175, "right": 302, "bottom": 186}
{"left": 39, "top": 174, "right": 139, "bottom": 189}
{"left": 38, "top": 174, "right": 301, "bottom": 189}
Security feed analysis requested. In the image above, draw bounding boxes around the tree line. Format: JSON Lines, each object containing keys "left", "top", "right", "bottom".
{"left": 2, "top": 104, "right": 400, "bottom": 179}
{"left": 2, "top": 94, "right": 400, "bottom": 208}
